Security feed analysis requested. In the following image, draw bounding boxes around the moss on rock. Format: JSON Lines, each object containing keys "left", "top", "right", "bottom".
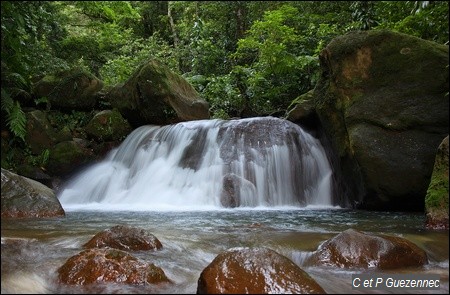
{"left": 425, "top": 135, "right": 449, "bottom": 229}
{"left": 85, "top": 109, "right": 132, "bottom": 141}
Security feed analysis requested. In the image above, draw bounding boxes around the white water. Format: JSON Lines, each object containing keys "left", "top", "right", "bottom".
{"left": 58, "top": 117, "right": 334, "bottom": 211}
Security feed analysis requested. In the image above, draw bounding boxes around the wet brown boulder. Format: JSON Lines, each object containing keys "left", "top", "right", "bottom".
{"left": 58, "top": 248, "right": 170, "bottom": 285}
{"left": 197, "top": 247, "right": 325, "bottom": 294}
{"left": 306, "top": 229, "right": 428, "bottom": 269}
{"left": 83, "top": 225, "right": 163, "bottom": 251}
{"left": 1, "top": 168, "right": 65, "bottom": 218}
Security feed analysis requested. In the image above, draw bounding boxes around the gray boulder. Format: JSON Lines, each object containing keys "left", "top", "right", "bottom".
{"left": 1, "top": 168, "right": 65, "bottom": 218}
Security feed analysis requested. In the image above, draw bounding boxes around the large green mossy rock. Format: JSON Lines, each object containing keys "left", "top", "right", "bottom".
{"left": 315, "top": 30, "right": 449, "bottom": 210}
{"left": 25, "top": 110, "right": 71, "bottom": 154}
{"left": 46, "top": 140, "right": 95, "bottom": 177}
{"left": 85, "top": 109, "right": 132, "bottom": 141}
{"left": 32, "top": 68, "right": 103, "bottom": 110}
{"left": 425, "top": 135, "right": 449, "bottom": 229}
{"left": 107, "top": 59, "right": 210, "bottom": 127}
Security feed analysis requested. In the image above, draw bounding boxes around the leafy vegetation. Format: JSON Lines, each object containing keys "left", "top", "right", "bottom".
{"left": 1, "top": 0, "right": 448, "bottom": 134}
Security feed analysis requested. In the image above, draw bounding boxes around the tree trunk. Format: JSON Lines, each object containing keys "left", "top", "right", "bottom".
{"left": 167, "top": 1, "right": 179, "bottom": 48}
{"left": 235, "top": 1, "right": 246, "bottom": 40}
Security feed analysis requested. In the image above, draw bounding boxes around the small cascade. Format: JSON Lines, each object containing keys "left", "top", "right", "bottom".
{"left": 58, "top": 117, "right": 334, "bottom": 210}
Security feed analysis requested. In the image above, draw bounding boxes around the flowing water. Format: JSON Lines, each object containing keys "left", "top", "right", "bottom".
{"left": 1, "top": 117, "right": 448, "bottom": 293}
{"left": 1, "top": 210, "right": 448, "bottom": 294}
{"left": 57, "top": 117, "right": 334, "bottom": 210}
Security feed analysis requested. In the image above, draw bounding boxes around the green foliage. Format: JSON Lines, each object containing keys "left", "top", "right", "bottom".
{"left": 1, "top": 0, "right": 448, "bottom": 124}
{"left": 1, "top": 1, "right": 67, "bottom": 77}
{"left": 1, "top": 89, "right": 27, "bottom": 141}
{"left": 55, "top": 2, "right": 140, "bottom": 76}
{"left": 47, "top": 110, "right": 94, "bottom": 135}
{"left": 200, "top": 74, "right": 241, "bottom": 119}
{"left": 350, "top": 1, "right": 378, "bottom": 30}
{"left": 181, "top": 17, "right": 230, "bottom": 76}
{"left": 25, "top": 148, "right": 50, "bottom": 167}
{"left": 99, "top": 35, "right": 178, "bottom": 86}
{"left": 229, "top": 4, "right": 320, "bottom": 115}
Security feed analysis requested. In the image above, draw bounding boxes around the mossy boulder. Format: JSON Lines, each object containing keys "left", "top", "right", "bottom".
{"left": 46, "top": 140, "right": 95, "bottom": 177}
{"left": 285, "top": 89, "right": 316, "bottom": 125}
{"left": 85, "top": 109, "right": 132, "bottom": 141}
{"left": 25, "top": 110, "right": 71, "bottom": 155}
{"left": 32, "top": 68, "right": 103, "bottom": 110}
{"left": 107, "top": 59, "right": 210, "bottom": 127}
{"left": 425, "top": 135, "right": 449, "bottom": 229}
{"left": 314, "top": 30, "right": 449, "bottom": 210}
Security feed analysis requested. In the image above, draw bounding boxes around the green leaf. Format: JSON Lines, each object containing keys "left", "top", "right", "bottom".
{"left": 6, "top": 101, "right": 27, "bottom": 141}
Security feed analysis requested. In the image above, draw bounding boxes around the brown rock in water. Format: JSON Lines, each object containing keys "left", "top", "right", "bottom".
{"left": 306, "top": 229, "right": 428, "bottom": 269}
{"left": 58, "top": 248, "right": 170, "bottom": 285}
{"left": 197, "top": 247, "right": 325, "bottom": 294}
{"left": 83, "top": 225, "right": 163, "bottom": 251}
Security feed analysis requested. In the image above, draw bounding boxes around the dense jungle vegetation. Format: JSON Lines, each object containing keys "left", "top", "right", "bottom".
{"left": 1, "top": 1, "right": 448, "bottom": 148}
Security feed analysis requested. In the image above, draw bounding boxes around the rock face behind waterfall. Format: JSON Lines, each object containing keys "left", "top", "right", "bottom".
{"left": 108, "top": 59, "right": 210, "bottom": 126}
{"left": 216, "top": 118, "right": 318, "bottom": 207}
{"left": 314, "top": 30, "right": 449, "bottom": 210}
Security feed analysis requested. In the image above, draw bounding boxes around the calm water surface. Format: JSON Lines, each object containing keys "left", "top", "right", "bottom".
{"left": 1, "top": 209, "right": 448, "bottom": 294}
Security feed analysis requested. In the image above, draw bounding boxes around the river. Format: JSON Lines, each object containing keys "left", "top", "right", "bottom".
{"left": 3, "top": 117, "right": 447, "bottom": 293}
{"left": 1, "top": 208, "right": 448, "bottom": 294}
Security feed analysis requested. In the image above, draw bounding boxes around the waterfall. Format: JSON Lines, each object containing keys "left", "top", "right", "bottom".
{"left": 58, "top": 117, "right": 334, "bottom": 211}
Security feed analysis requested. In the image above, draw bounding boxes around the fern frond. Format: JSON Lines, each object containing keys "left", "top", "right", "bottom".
{"left": 6, "top": 100, "right": 27, "bottom": 141}
{"left": 7, "top": 72, "right": 28, "bottom": 89}
{"left": 1, "top": 88, "right": 14, "bottom": 113}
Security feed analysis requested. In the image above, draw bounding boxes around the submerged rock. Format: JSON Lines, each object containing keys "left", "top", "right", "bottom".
{"left": 58, "top": 248, "right": 170, "bottom": 285}
{"left": 83, "top": 225, "right": 163, "bottom": 251}
{"left": 197, "top": 247, "right": 325, "bottom": 294}
{"left": 306, "top": 229, "right": 428, "bottom": 269}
